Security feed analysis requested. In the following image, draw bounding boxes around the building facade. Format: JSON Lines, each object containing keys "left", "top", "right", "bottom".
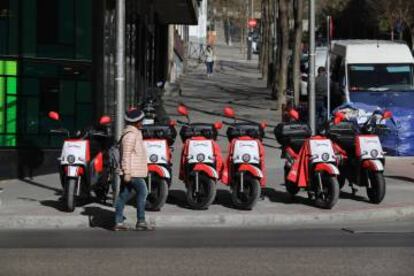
{"left": 0, "top": 0, "right": 199, "bottom": 179}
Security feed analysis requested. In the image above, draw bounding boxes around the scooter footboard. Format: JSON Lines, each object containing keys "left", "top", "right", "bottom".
{"left": 314, "top": 163, "right": 340, "bottom": 176}
{"left": 362, "top": 160, "right": 384, "bottom": 172}
{"left": 193, "top": 163, "right": 219, "bottom": 180}
{"left": 148, "top": 164, "right": 171, "bottom": 179}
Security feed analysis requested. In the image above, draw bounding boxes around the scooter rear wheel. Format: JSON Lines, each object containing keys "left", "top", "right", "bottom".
{"left": 284, "top": 166, "right": 299, "bottom": 196}
{"left": 186, "top": 173, "right": 216, "bottom": 210}
{"left": 231, "top": 175, "right": 261, "bottom": 210}
{"left": 314, "top": 173, "right": 339, "bottom": 209}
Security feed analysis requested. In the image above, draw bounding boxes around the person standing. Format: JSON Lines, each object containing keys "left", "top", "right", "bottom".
{"left": 205, "top": 45, "right": 215, "bottom": 77}
{"left": 315, "top": 66, "right": 328, "bottom": 127}
{"left": 114, "top": 108, "right": 153, "bottom": 231}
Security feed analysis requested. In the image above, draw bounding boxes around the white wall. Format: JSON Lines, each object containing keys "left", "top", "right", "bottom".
{"left": 189, "top": 0, "right": 207, "bottom": 43}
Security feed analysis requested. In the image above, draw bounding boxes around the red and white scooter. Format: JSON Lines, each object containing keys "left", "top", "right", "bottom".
{"left": 142, "top": 122, "right": 177, "bottom": 210}
{"left": 326, "top": 108, "right": 393, "bottom": 204}
{"left": 274, "top": 108, "right": 340, "bottom": 209}
{"left": 177, "top": 104, "right": 224, "bottom": 209}
{"left": 222, "top": 107, "right": 266, "bottom": 210}
{"left": 48, "top": 111, "right": 113, "bottom": 212}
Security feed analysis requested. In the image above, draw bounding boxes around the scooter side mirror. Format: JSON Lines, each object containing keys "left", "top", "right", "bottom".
{"left": 99, "top": 115, "right": 112, "bottom": 125}
{"left": 169, "top": 119, "right": 177, "bottom": 127}
{"left": 260, "top": 121, "right": 268, "bottom": 129}
{"left": 334, "top": 112, "right": 345, "bottom": 125}
{"left": 48, "top": 111, "right": 60, "bottom": 121}
{"left": 288, "top": 109, "right": 299, "bottom": 121}
{"left": 214, "top": 121, "right": 223, "bottom": 130}
{"left": 224, "top": 106, "right": 235, "bottom": 118}
{"left": 383, "top": 110, "right": 392, "bottom": 120}
{"left": 177, "top": 104, "right": 189, "bottom": 116}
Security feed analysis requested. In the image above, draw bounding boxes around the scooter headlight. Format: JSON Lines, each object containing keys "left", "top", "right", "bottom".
{"left": 67, "top": 155, "right": 76, "bottom": 164}
{"left": 149, "top": 154, "right": 159, "bottom": 163}
{"left": 370, "top": 149, "right": 379, "bottom": 158}
{"left": 196, "top": 153, "right": 206, "bottom": 162}
{"left": 242, "top": 154, "right": 251, "bottom": 163}
{"left": 321, "top": 153, "right": 330, "bottom": 162}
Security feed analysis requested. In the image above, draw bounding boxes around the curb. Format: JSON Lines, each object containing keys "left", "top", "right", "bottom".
{"left": 1, "top": 206, "right": 414, "bottom": 230}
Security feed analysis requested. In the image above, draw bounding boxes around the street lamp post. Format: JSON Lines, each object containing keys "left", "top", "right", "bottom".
{"left": 115, "top": 0, "right": 126, "bottom": 140}
{"left": 308, "top": 0, "right": 316, "bottom": 135}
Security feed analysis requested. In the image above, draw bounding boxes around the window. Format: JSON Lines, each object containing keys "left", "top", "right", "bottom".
{"left": 0, "top": 60, "right": 18, "bottom": 146}
{"left": 348, "top": 64, "right": 414, "bottom": 91}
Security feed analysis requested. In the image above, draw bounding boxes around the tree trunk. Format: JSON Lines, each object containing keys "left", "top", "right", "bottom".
{"left": 276, "top": 0, "right": 289, "bottom": 110}
{"left": 292, "top": 0, "right": 304, "bottom": 105}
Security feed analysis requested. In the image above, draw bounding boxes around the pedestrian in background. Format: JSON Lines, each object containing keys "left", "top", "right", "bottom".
{"left": 206, "top": 45, "right": 215, "bottom": 77}
{"left": 114, "top": 108, "right": 153, "bottom": 231}
{"left": 315, "top": 66, "right": 327, "bottom": 127}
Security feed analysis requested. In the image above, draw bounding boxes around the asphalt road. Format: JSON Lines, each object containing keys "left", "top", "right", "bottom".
{"left": 0, "top": 224, "right": 413, "bottom": 276}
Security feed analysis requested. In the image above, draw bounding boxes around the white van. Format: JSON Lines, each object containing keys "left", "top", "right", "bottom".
{"left": 328, "top": 40, "right": 414, "bottom": 156}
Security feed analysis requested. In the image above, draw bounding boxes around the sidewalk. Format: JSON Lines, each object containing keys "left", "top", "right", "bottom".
{"left": 1, "top": 29, "right": 414, "bottom": 230}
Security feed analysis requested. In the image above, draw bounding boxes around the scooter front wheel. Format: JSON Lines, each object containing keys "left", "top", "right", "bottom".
{"left": 313, "top": 173, "right": 339, "bottom": 209}
{"left": 146, "top": 176, "right": 169, "bottom": 211}
{"left": 231, "top": 176, "right": 261, "bottom": 210}
{"left": 366, "top": 171, "right": 386, "bottom": 204}
{"left": 186, "top": 173, "right": 216, "bottom": 210}
{"left": 64, "top": 178, "right": 77, "bottom": 212}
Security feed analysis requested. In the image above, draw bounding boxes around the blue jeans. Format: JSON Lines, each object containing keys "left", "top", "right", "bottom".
{"left": 115, "top": 177, "right": 148, "bottom": 224}
{"left": 316, "top": 100, "right": 327, "bottom": 128}
{"left": 206, "top": 61, "right": 214, "bottom": 74}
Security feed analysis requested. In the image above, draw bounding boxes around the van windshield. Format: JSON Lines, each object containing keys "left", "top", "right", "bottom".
{"left": 348, "top": 64, "right": 414, "bottom": 91}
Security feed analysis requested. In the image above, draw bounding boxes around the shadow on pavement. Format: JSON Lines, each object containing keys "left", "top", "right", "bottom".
{"left": 19, "top": 178, "right": 62, "bottom": 195}
{"left": 263, "top": 187, "right": 315, "bottom": 207}
{"left": 40, "top": 199, "right": 66, "bottom": 212}
{"left": 385, "top": 175, "right": 414, "bottom": 184}
{"left": 81, "top": 206, "right": 115, "bottom": 230}
{"left": 339, "top": 191, "right": 369, "bottom": 203}
{"left": 166, "top": 189, "right": 190, "bottom": 209}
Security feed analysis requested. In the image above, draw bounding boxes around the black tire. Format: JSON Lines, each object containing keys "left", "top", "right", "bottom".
{"left": 366, "top": 171, "right": 386, "bottom": 204}
{"left": 284, "top": 166, "right": 299, "bottom": 196}
{"left": 146, "top": 175, "right": 169, "bottom": 211}
{"left": 231, "top": 175, "right": 261, "bottom": 210}
{"left": 314, "top": 173, "right": 340, "bottom": 209}
{"left": 64, "top": 178, "right": 77, "bottom": 212}
{"left": 186, "top": 173, "right": 216, "bottom": 210}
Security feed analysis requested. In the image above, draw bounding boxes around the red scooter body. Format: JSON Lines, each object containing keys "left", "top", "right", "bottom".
{"left": 177, "top": 104, "right": 224, "bottom": 209}
{"left": 142, "top": 122, "right": 177, "bottom": 211}
{"left": 274, "top": 109, "right": 340, "bottom": 209}
{"left": 222, "top": 107, "right": 266, "bottom": 210}
{"left": 326, "top": 109, "right": 392, "bottom": 204}
{"left": 49, "top": 112, "right": 112, "bottom": 212}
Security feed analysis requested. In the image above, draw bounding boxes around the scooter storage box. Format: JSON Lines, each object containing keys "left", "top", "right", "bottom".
{"left": 180, "top": 123, "right": 218, "bottom": 142}
{"left": 326, "top": 121, "right": 358, "bottom": 152}
{"left": 226, "top": 123, "right": 265, "bottom": 141}
{"left": 274, "top": 123, "right": 311, "bottom": 148}
{"left": 142, "top": 125, "right": 177, "bottom": 145}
